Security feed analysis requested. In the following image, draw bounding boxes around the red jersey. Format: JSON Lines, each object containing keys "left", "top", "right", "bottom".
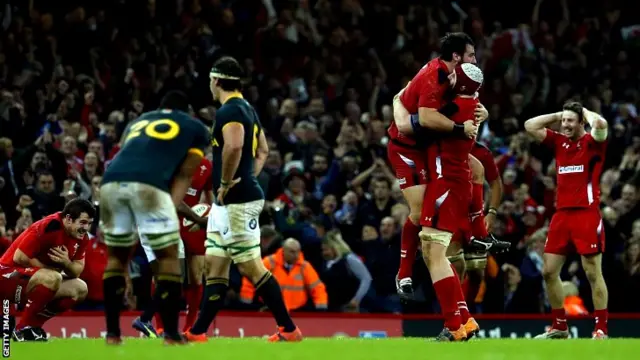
{"left": 389, "top": 58, "right": 450, "bottom": 147}
{"left": 427, "top": 96, "right": 478, "bottom": 182}
{"left": 542, "top": 129, "right": 607, "bottom": 210}
{"left": 470, "top": 142, "right": 500, "bottom": 183}
{"left": 0, "top": 212, "right": 88, "bottom": 267}
{"left": 184, "top": 157, "right": 213, "bottom": 207}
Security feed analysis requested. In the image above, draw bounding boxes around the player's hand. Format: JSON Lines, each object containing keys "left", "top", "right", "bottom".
{"left": 49, "top": 246, "right": 71, "bottom": 267}
{"left": 463, "top": 120, "right": 478, "bottom": 139}
{"left": 475, "top": 103, "right": 489, "bottom": 123}
{"left": 189, "top": 216, "right": 209, "bottom": 232}
{"left": 217, "top": 178, "right": 241, "bottom": 205}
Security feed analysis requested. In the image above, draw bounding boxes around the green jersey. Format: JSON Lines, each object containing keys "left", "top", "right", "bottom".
{"left": 102, "top": 109, "right": 210, "bottom": 192}
{"left": 212, "top": 96, "right": 264, "bottom": 204}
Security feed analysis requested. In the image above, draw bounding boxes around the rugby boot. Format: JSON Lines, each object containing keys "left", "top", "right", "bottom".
{"left": 132, "top": 316, "right": 159, "bottom": 338}
{"left": 12, "top": 326, "right": 48, "bottom": 342}
{"left": 468, "top": 234, "right": 510, "bottom": 254}
{"left": 592, "top": 330, "right": 608, "bottom": 339}
{"left": 463, "top": 317, "right": 480, "bottom": 340}
{"left": 268, "top": 327, "right": 303, "bottom": 342}
{"left": 534, "top": 328, "right": 570, "bottom": 339}
{"left": 395, "top": 275, "right": 414, "bottom": 301}
{"left": 435, "top": 325, "right": 467, "bottom": 342}
{"left": 105, "top": 333, "right": 122, "bottom": 345}
{"left": 163, "top": 333, "right": 187, "bottom": 345}
{"left": 184, "top": 329, "right": 208, "bottom": 343}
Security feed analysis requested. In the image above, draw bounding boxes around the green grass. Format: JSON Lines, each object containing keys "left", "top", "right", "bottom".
{"left": 7, "top": 338, "right": 640, "bottom": 360}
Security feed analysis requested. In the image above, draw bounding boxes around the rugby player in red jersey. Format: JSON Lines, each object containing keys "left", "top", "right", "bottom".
{"left": 418, "top": 63, "right": 484, "bottom": 341}
{"left": 525, "top": 102, "right": 609, "bottom": 340}
{"left": 0, "top": 199, "right": 95, "bottom": 341}
{"left": 133, "top": 157, "right": 213, "bottom": 337}
{"left": 388, "top": 32, "right": 479, "bottom": 300}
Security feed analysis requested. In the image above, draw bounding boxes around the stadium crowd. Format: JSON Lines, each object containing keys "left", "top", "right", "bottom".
{"left": 1, "top": 0, "right": 640, "bottom": 315}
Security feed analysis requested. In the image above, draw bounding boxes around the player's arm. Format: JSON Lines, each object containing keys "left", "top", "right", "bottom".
{"left": 171, "top": 153, "right": 204, "bottom": 207}
{"left": 583, "top": 108, "right": 608, "bottom": 142}
{"left": 221, "top": 122, "right": 244, "bottom": 184}
{"left": 177, "top": 202, "right": 207, "bottom": 226}
{"left": 524, "top": 112, "right": 562, "bottom": 142}
{"left": 253, "top": 128, "right": 269, "bottom": 176}
{"left": 13, "top": 224, "right": 56, "bottom": 268}
{"left": 392, "top": 84, "right": 412, "bottom": 134}
{"left": 13, "top": 249, "right": 47, "bottom": 268}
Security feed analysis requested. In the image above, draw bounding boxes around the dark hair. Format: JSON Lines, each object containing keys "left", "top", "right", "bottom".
{"left": 371, "top": 175, "right": 391, "bottom": 188}
{"left": 562, "top": 101, "right": 584, "bottom": 123}
{"left": 62, "top": 198, "right": 96, "bottom": 220}
{"left": 36, "top": 170, "right": 54, "bottom": 180}
{"left": 440, "top": 32, "right": 475, "bottom": 62}
{"left": 210, "top": 56, "right": 244, "bottom": 92}
{"left": 159, "top": 90, "right": 191, "bottom": 112}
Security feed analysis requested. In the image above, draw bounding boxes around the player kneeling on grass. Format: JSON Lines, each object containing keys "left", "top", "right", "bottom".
{"left": 0, "top": 199, "right": 95, "bottom": 342}
{"left": 524, "top": 102, "right": 609, "bottom": 339}
{"left": 184, "top": 57, "right": 302, "bottom": 343}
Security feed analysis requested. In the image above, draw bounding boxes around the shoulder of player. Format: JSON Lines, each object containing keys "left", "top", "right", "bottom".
{"left": 41, "top": 216, "right": 63, "bottom": 234}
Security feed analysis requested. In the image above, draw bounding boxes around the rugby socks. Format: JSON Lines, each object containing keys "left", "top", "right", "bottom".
{"left": 140, "top": 280, "right": 157, "bottom": 323}
{"left": 154, "top": 274, "right": 183, "bottom": 337}
{"left": 183, "top": 284, "right": 204, "bottom": 332}
{"left": 433, "top": 276, "right": 463, "bottom": 331}
{"left": 398, "top": 219, "right": 420, "bottom": 279}
{"left": 190, "top": 277, "right": 228, "bottom": 335}
{"left": 255, "top": 272, "right": 296, "bottom": 332}
{"left": 103, "top": 271, "right": 127, "bottom": 337}
{"left": 594, "top": 309, "right": 608, "bottom": 334}
{"left": 450, "top": 263, "right": 471, "bottom": 324}
{"left": 28, "top": 298, "right": 78, "bottom": 328}
{"left": 470, "top": 183, "right": 489, "bottom": 239}
{"left": 551, "top": 308, "right": 568, "bottom": 331}
{"left": 17, "top": 284, "right": 58, "bottom": 330}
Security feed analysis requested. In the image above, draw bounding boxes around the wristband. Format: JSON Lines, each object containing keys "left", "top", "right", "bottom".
{"left": 410, "top": 114, "right": 422, "bottom": 135}
{"left": 452, "top": 123, "right": 465, "bottom": 137}
{"left": 487, "top": 208, "right": 498, "bottom": 215}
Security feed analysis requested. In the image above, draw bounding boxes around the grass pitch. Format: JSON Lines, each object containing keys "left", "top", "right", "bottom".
{"left": 7, "top": 338, "right": 640, "bottom": 360}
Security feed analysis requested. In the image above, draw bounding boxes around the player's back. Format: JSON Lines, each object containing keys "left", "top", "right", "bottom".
{"left": 546, "top": 131, "right": 606, "bottom": 209}
{"left": 400, "top": 58, "right": 450, "bottom": 114}
{"left": 102, "top": 109, "right": 210, "bottom": 192}
{"left": 211, "top": 97, "right": 264, "bottom": 204}
{"left": 428, "top": 96, "right": 477, "bottom": 182}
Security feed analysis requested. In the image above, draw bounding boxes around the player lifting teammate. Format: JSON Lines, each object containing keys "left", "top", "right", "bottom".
{"left": 388, "top": 32, "right": 508, "bottom": 301}
{"left": 100, "top": 90, "right": 210, "bottom": 345}
{"left": 184, "top": 56, "right": 301, "bottom": 342}
{"left": 524, "top": 102, "right": 609, "bottom": 339}
{"left": 1, "top": 199, "right": 95, "bottom": 341}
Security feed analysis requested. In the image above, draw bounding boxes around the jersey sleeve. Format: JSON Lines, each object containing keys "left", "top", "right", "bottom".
{"left": 586, "top": 133, "right": 608, "bottom": 154}
{"left": 475, "top": 146, "right": 500, "bottom": 183}
{"left": 541, "top": 129, "right": 561, "bottom": 150}
{"left": 417, "top": 68, "right": 445, "bottom": 109}
{"left": 21, "top": 220, "right": 60, "bottom": 258}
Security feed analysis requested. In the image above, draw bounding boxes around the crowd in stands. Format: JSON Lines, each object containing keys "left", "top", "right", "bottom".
{"left": 1, "top": 0, "right": 640, "bottom": 314}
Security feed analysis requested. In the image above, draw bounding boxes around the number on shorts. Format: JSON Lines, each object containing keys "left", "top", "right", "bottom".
{"left": 252, "top": 124, "right": 259, "bottom": 157}
{"left": 124, "top": 119, "right": 180, "bottom": 143}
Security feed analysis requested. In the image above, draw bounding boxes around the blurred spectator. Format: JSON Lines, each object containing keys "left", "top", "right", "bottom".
{"left": 240, "top": 238, "right": 328, "bottom": 312}
{"left": 562, "top": 281, "right": 588, "bottom": 316}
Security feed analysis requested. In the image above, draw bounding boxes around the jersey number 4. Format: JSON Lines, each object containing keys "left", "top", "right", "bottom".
{"left": 124, "top": 119, "right": 180, "bottom": 143}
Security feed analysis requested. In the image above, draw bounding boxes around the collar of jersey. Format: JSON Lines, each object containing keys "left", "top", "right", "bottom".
{"left": 222, "top": 92, "right": 244, "bottom": 105}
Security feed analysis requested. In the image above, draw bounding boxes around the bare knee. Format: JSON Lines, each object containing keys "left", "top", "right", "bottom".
{"left": 31, "top": 269, "right": 63, "bottom": 291}
{"left": 541, "top": 263, "right": 561, "bottom": 282}
{"left": 582, "top": 257, "right": 602, "bottom": 284}
{"left": 408, "top": 213, "right": 421, "bottom": 225}
{"left": 236, "top": 258, "right": 268, "bottom": 284}
{"left": 205, "top": 255, "right": 231, "bottom": 279}
{"left": 66, "top": 279, "right": 89, "bottom": 301}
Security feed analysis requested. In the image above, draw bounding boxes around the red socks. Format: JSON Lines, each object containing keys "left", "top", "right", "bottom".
{"left": 183, "top": 284, "right": 203, "bottom": 332}
{"left": 450, "top": 264, "right": 470, "bottom": 324}
{"left": 594, "top": 309, "right": 608, "bottom": 334}
{"left": 17, "top": 285, "right": 57, "bottom": 330}
{"left": 433, "top": 276, "right": 462, "bottom": 331}
{"left": 551, "top": 308, "right": 568, "bottom": 331}
{"left": 28, "top": 298, "right": 78, "bottom": 328}
{"left": 471, "top": 183, "right": 488, "bottom": 239}
{"left": 398, "top": 219, "right": 420, "bottom": 279}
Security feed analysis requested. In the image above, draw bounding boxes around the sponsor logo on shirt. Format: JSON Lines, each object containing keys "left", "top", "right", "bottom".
{"left": 186, "top": 188, "right": 197, "bottom": 196}
{"left": 558, "top": 165, "right": 584, "bottom": 174}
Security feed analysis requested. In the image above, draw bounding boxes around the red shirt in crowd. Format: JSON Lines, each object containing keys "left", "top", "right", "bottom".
{"left": 80, "top": 237, "right": 107, "bottom": 301}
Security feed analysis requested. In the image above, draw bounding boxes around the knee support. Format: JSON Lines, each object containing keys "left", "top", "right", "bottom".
{"left": 464, "top": 252, "right": 488, "bottom": 271}
{"left": 419, "top": 230, "right": 452, "bottom": 247}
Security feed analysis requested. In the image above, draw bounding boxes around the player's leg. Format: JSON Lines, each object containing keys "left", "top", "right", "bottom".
{"left": 132, "top": 234, "right": 160, "bottom": 338}
{"left": 133, "top": 184, "right": 185, "bottom": 344}
{"left": 100, "top": 182, "right": 138, "bottom": 344}
{"left": 23, "top": 278, "right": 88, "bottom": 331}
{"left": 231, "top": 200, "right": 301, "bottom": 342}
{"left": 535, "top": 213, "right": 570, "bottom": 339}
{"left": 185, "top": 233, "right": 232, "bottom": 340}
{"left": 446, "top": 235, "right": 476, "bottom": 336}
{"left": 182, "top": 232, "right": 206, "bottom": 333}
{"left": 13, "top": 268, "right": 62, "bottom": 341}
{"left": 387, "top": 142, "right": 425, "bottom": 299}
{"left": 576, "top": 210, "right": 608, "bottom": 339}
